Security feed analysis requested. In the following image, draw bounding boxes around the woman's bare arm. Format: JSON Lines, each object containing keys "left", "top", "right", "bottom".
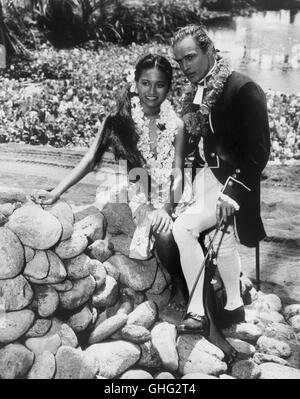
{"left": 31, "top": 116, "right": 110, "bottom": 204}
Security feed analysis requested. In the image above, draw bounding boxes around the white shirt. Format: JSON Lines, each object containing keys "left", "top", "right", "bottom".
{"left": 198, "top": 59, "right": 217, "bottom": 87}
{"left": 193, "top": 59, "right": 217, "bottom": 105}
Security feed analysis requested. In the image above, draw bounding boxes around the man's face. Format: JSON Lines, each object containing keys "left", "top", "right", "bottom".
{"left": 173, "top": 35, "right": 212, "bottom": 84}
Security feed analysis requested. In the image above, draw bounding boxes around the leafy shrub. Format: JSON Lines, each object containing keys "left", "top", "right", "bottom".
{"left": 94, "top": 0, "right": 206, "bottom": 45}
{"left": 203, "top": 0, "right": 235, "bottom": 11}
{"left": 35, "top": 0, "right": 93, "bottom": 48}
{"left": 0, "top": 43, "right": 299, "bottom": 163}
{"left": 0, "top": 43, "right": 187, "bottom": 147}
{"left": 0, "top": 0, "right": 34, "bottom": 59}
{"left": 4, "top": 0, "right": 207, "bottom": 47}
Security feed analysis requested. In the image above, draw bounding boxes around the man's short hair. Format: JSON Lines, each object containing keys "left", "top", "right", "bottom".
{"left": 171, "top": 24, "right": 215, "bottom": 55}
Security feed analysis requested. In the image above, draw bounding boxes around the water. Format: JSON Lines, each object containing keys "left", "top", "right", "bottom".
{"left": 207, "top": 9, "right": 300, "bottom": 93}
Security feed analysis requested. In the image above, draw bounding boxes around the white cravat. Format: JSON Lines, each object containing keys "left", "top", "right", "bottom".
{"left": 193, "top": 59, "right": 217, "bottom": 105}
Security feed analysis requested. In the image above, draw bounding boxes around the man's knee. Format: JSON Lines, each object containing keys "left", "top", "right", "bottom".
{"left": 173, "top": 216, "right": 197, "bottom": 243}
{"left": 174, "top": 210, "right": 215, "bottom": 242}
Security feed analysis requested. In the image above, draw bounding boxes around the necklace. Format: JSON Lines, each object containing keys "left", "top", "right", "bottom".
{"left": 180, "top": 57, "right": 232, "bottom": 137}
{"left": 131, "top": 96, "right": 178, "bottom": 207}
{"left": 148, "top": 119, "right": 158, "bottom": 151}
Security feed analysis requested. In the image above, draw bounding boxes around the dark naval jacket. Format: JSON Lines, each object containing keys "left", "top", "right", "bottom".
{"left": 189, "top": 71, "right": 270, "bottom": 247}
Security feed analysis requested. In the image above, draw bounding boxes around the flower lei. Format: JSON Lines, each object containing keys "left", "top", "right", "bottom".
{"left": 180, "top": 57, "right": 232, "bottom": 138}
{"left": 131, "top": 96, "right": 178, "bottom": 207}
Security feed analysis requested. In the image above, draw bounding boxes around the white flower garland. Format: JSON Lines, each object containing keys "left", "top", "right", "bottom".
{"left": 131, "top": 96, "right": 178, "bottom": 207}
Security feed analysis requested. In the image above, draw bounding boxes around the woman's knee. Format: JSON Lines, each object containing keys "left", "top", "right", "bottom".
{"left": 154, "top": 230, "right": 174, "bottom": 246}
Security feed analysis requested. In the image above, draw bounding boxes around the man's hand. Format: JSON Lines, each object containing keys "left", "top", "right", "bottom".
{"left": 216, "top": 198, "right": 236, "bottom": 224}
{"left": 148, "top": 209, "right": 173, "bottom": 234}
{"left": 30, "top": 189, "right": 59, "bottom": 205}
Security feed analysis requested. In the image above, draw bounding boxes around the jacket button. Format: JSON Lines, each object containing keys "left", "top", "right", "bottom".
{"left": 211, "top": 152, "right": 215, "bottom": 157}
{"left": 228, "top": 181, "right": 233, "bottom": 187}
{"left": 232, "top": 174, "right": 237, "bottom": 178}
{"left": 236, "top": 169, "right": 241, "bottom": 174}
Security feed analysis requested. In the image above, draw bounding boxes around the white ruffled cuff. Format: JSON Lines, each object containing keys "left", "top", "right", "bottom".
{"left": 218, "top": 192, "right": 240, "bottom": 211}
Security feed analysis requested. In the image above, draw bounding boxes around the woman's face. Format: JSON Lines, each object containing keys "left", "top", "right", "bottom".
{"left": 136, "top": 67, "right": 170, "bottom": 116}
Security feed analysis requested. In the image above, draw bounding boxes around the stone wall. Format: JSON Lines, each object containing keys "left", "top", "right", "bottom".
{"left": 1, "top": 185, "right": 300, "bottom": 379}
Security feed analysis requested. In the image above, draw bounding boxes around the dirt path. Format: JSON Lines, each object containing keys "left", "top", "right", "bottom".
{"left": 1, "top": 143, "right": 299, "bottom": 304}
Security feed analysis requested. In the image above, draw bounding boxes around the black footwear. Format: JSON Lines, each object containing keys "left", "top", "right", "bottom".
{"left": 177, "top": 312, "right": 209, "bottom": 335}
{"left": 217, "top": 306, "right": 245, "bottom": 329}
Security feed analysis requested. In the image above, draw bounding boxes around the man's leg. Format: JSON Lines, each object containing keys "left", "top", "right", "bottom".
{"left": 207, "top": 225, "right": 243, "bottom": 311}
{"left": 173, "top": 204, "right": 216, "bottom": 317}
{"left": 172, "top": 168, "right": 222, "bottom": 317}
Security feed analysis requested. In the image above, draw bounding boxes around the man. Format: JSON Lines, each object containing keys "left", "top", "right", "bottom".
{"left": 171, "top": 25, "right": 270, "bottom": 334}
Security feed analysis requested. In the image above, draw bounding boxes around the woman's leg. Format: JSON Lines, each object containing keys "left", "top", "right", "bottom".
{"left": 153, "top": 230, "right": 189, "bottom": 309}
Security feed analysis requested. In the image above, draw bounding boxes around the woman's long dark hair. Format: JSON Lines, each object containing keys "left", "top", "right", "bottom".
{"left": 94, "top": 54, "right": 173, "bottom": 169}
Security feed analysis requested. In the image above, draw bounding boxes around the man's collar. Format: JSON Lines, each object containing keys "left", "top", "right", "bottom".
{"left": 198, "top": 59, "right": 217, "bottom": 87}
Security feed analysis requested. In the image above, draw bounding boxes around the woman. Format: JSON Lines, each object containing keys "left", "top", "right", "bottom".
{"left": 31, "top": 53, "right": 188, "bottom": 311}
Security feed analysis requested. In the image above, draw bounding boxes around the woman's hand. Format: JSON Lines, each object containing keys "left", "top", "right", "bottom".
{"left": 30, "top": 189, "right": 60, "bottom": 205}
{"left": 148, "top": 209, "right": 173, "bottom": 234}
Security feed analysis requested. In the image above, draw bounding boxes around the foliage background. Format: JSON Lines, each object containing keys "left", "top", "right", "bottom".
{"left": 0, "top": 0, "right": 299, "bottom": 163}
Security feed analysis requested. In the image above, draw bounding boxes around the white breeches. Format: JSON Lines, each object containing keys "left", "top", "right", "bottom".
{"left": 173, "top": 168, "right": 243, "bottom": 315}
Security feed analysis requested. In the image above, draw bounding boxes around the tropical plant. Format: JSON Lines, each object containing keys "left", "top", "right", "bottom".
{"left": 0, "top": 0, "right": 32, "bottom": 61}
{"left": 34, "top": 0, "right": 90, "bottom": 47}
{"left": 1, "top": 0, "right": 207, "bottom": 49}
{"left": 34, "top": 0, "right": 206, "bottom": 47}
